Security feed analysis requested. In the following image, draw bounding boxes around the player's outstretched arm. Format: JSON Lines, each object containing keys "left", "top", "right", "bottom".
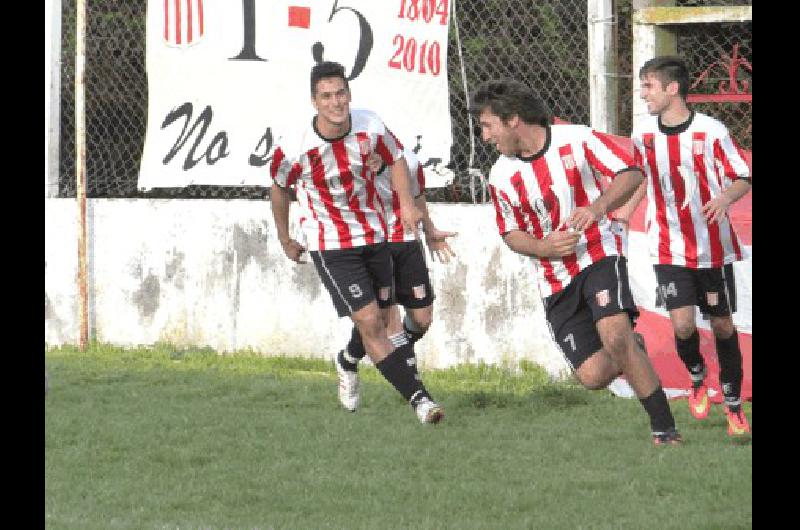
{"left": 415, "top": 194, "right": 457, "bottom": 263}
{"left": 568, "top": 168, "right": 644, "bottom": 231}
{"left": 390, "top": 157, "right": 423, "bottom": 238}
{"left": 503, "top": 230, "right": 580, "bottom": 259}
{"left": 613, "top": 178, "right": 647, "bottom": 224}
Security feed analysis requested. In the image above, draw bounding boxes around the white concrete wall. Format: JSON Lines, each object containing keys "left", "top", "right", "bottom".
{"left": 45, "top": 199, "right": 570, "bottom": 378}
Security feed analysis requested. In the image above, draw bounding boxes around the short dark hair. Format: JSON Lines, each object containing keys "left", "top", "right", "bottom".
{"left": 469, "top": 79, "right": 552, "bottom": 127}
{"left": 639, "top": 56, "right": 690, "bottom": 99}
{"left": 310, "top": 61, "right": 349, "bottom": 96}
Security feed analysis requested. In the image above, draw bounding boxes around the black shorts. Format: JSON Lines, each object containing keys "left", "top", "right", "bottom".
{"left": 544, "top": 256, "right": 639, "bottom": 370}
{"left": 309, "top": 243, "right": 394, "bottom": 318}
{"left": 653, "top": 263, "right": 737, "bottom": 317}
{"left": 389, "top": 241, "right": 435, "bottom": 308}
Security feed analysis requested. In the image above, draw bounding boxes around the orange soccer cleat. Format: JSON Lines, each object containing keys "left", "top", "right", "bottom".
{"left": 725, "top": 407, "right": 751, "bottom": 437}
{"left": 688, "top": 382, "right": 710, "bottom": 420}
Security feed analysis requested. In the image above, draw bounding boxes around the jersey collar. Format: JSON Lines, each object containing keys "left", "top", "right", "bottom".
{"left": 313, "top": 114, "right": 352, "bottom": 142}
{"left": 658, "top": 110, "right": 695, "bottom": 135}
{"left": 518, "top": 124, "right": 551, "bottom": 162}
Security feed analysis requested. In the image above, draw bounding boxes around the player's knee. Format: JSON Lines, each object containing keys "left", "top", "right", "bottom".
{"left": 673, "top": 321, "right": 696, "bottom": 340}
{"left": 710, "top": 317, "right": 735, "bottom": 339}
{"left": 579, "top": 375, "right": 608, "bottom": 390}
{"left": 352, "top": 311, "right": 385, "bottom": 340}
{"left": 410, "top": 309, "right": 433, "bottom": 332}
{"left": 576, "top": 369, "right": 614, "bottom": 390}
{"left": 575, "top": 354, "right": 618, "bottom": 390}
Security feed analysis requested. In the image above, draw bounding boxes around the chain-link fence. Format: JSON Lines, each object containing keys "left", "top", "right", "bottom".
{"left": 615, "top": 0, "right": 752, "bottom": 149}
{"left": 677, "top": 21, "right": 752, "bottom": 150}
{"left": 56, "top": 0, "right": 750, "bottom": 201}
{"left": 57, "top": 0, "right": 590, "bottom": 201}
{"left": 438, "top": 0, "right": 589, "bottom": 202}
{"left": 59, "top": 0, "right": 270, "bottom": 199}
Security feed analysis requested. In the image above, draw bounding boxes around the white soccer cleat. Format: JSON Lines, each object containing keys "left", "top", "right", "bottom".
{"left": 334, "top": 352, "right": 360, "bottom": 412}
{"left": 414, "top": 396, "right": 444, "bottom": 424}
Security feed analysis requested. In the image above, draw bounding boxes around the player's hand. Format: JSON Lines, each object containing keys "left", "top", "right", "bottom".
{"left": 543, "top": 230, "right": 581, "bottom": 258}
{"left": 567, "top": 204, "right": 604, "bottom": 232}
{"left": 425, "top": 228, "right": 458, "bottom": 263}
{"left": 400, "top": 204, "right": 424, "bottom": 239}
{"left": 366, "top": 153, "right": 383, "bottom": 173}
{"left": 701, "top": 195, "right": 733, "bottom": 224}
{"left": 280, "top": 238, "right": 307, "bottom": 263}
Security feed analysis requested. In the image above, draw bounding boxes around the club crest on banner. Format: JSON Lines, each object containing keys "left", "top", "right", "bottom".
{"left": 164, "top": 0, "right": 205, "bottom": 48}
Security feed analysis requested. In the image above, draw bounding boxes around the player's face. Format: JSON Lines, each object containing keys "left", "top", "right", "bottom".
{"left": 640, "top": 73, "right": 673, "bottom": 116}
{"left": 478, "top": 108, "right": 518, "bottom": 157}
{"left": 312, "top": 77, "right": 351, "bottom": 127}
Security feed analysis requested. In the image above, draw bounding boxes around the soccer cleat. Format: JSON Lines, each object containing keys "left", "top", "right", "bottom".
{"left": 414, "top": 396, "right": 444, "bottom": 424}
{"left": 652, "top": 427, "right": 683, "bottom": 446}
{"left": 687, "top": 382, "right": 710, "bottom": 420}
{"left": 334, "top": 350, "right": 360, "bottom": 412}
{"left": 725, "top": 407, "right": 751, "bottom": 437}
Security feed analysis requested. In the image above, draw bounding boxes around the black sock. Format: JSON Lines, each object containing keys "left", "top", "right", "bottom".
{"left": 716, "top": 331, "right": 743, "bottom": 412}
{"left": 675, "top": 331, "right": 705, "bottom": 386}
{"left": 402, "top": 314, "right": 426, "bottom": 346}
{"left": 388, "top": 331, "right": 420, "bottom": 382}
{"left": 375, "top": 343, "right": 429, "bottom": 404}
{"left": 347, "top": 326, "right": 367, "bottom": 361}
{"left": 639, "top": 386, "right": 676, "bottom": 433}
{"left": 337, "top": 349, "right": 358, "bottom": 372}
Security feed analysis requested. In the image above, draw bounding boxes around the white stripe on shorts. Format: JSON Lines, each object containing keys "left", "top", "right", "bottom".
{"left": 614, "top": 256, "right": 623, "bottom": 309}
{"left": 317, "top": 252, "right": 353, "bottom": 314}
{"left": 721, "top": 265, "right": 734, "bottom": 314}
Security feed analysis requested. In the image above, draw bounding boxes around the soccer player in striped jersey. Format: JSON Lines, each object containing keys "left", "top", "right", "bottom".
{"left": 471, "top": 78, "right": 681, "bottom": 445}
{"left": 621, "top": 56, "right": 751, "bottom": 437}
{"left": 334, "top": 147, "right": 457, "bottom": 412}
{"left": 269, "top": 61, "right": 444, "bottom": 424}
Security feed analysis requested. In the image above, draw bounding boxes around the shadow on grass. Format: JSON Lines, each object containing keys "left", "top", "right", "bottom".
{"left": 448, "top": 382, "right": 591, "bottom": 412}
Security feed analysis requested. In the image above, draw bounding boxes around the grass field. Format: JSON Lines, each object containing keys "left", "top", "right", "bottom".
{"left": 45, "top": 344, "right": 752, "bottom": 529}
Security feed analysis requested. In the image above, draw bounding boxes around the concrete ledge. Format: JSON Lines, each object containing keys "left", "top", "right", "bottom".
{"left": 634, "top": 6, "right": 752, "bottom": 25}
{"left": 45, "top": 199, "right": 570, "bottom": 378}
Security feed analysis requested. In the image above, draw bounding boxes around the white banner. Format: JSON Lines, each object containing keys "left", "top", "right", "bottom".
{"left": 138, "top": 0, "right": 454, "bottom": 190}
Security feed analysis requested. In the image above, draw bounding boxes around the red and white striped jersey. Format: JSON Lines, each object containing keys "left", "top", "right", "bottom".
{"left": 488, "top": 123, "right": 635, "bottom": 297}
{"left": 270, "top": 108, "right": 404, "bottom": 251}
{"left": 375, "top": 149, "right": 425, "bottom": 243}
{"left": 632, "top": 111, "right": 750, "bottom": 268}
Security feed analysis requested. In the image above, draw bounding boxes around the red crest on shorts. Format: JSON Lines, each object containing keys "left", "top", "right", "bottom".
{"left": 412, "top": 285, "right": 427, "bottom": 299}
{"left": 595, "top": 289, "right": 610, "bottom": 307}
{"left": 706, "top": 292, "right": 719, "bottom": 306}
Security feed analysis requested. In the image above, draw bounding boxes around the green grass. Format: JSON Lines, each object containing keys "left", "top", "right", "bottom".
{"left": 45, "top": 343, "right": 752, "bottom": 529}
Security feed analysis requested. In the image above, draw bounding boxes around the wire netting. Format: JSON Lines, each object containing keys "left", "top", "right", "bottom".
{"left": 56, "top": 0, "right": 750, "bottom": 201}
{"left": 436, "top": 0, "right": 590, "bottom": 202}
{"left": 616, "top": 0, "right": 751, "bottom": 149}
{"left": 676, "top": 21, "right": 752, "bottom": 150}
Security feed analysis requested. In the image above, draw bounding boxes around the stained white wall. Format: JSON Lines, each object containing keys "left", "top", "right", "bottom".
{"left": 45, "top": 199, "right": 571, "bottom": 378}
